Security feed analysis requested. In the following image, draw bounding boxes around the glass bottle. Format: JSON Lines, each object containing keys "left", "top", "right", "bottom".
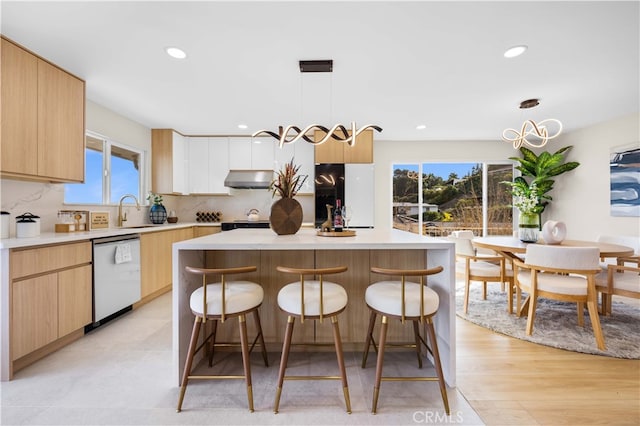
{"left": 333, "top": 199, "right": 343, "bottom": 232}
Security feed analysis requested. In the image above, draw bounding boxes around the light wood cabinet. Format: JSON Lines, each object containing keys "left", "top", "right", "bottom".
{"left": 152, "top": 129, "right": 188, "bottom": 195}
{"left": 0, "top": 37, "right": 85, "bottom": 183}
{"left": 10, "top": 241, "right": 92, "bottom": 363}
{"left": 193, "top": 226, "right": 221, "bottom": 237}
{"left": 314, "top": 129, "right": 373, "bottom": 163}
{"left": 140, "top": 227, "right": 194, "bottom": 298}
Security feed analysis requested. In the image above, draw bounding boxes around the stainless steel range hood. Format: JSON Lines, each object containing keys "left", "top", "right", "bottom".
{"left": 224, "top": 170, "right": 273, "bottom": 189}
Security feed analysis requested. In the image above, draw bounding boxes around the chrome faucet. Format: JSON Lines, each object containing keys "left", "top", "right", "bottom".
{"left": 118, "top": 194, "right": 140, "bottom": 227}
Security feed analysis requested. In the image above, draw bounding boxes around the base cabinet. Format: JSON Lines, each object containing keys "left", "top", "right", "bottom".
{"left": 9, "top": 242, "right": 92, "bottom": 365}
{"left": 141, "top": 228, "right": 194, "bottom": 298}
{"left": 193, "top": 227, "right": 221, "bottom": 238}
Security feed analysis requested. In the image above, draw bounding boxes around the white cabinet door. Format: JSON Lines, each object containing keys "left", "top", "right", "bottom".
{"left": 187, "top": 137, "right": 230, "bottom": 195}
{"left": 228, "top": 138, "right": 251, "bottom": 170}
{"left": 345, "top": 163, "right": 375, "bottom": 227}
{"left": 229, "top": 138, "right": 274, "bottom": 170}
{"left": 274, "top": 141, "right": 314, "bottom": 195}
{"left": 187, "top": 137, "right": 209, "bottom": 194}
{"left": 172, "top": 131, "right": 188, "bottom": 194}
{"left": 208, "top": 137, "right": 229, "bottom": 194}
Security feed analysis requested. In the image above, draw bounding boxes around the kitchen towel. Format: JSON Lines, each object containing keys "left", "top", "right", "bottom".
{"left": 115, "top": 243, "right": 132, "bottom": 264}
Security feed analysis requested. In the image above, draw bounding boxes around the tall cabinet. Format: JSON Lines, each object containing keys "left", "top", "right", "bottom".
{"left": 0, "top": 37, "right": 85, "bottom": 183}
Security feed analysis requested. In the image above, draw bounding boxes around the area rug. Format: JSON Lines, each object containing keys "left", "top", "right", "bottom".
{"left": 455, "top": 284, "right": 640, "bottom": 359}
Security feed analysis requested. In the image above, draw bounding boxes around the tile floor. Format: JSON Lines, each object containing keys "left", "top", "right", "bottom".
{"left": 0, "top": 292, "right": 484, "bottom": 426}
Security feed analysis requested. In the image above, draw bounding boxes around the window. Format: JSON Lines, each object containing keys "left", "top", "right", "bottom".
{"left": 392, "top": 162, "right": 513, "bottom": 236}
{"left": 64, "top": 132, "right": 144, "bottom": 205}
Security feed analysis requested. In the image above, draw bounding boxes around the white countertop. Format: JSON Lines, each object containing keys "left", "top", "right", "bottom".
{"left": 0, "top": 222, "right": 220, "bottom": 249}
{"left": 176, "top": 227, "right": 452, "bottom": 250}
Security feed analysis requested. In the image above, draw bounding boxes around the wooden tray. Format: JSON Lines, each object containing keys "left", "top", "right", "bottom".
{"left": 317, "top": 230, "right": 356, "bottom": 237}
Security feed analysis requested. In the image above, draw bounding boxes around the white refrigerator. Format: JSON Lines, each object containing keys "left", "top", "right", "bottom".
{"left": 344, "top": 163, "right": 375, "bottom": 228}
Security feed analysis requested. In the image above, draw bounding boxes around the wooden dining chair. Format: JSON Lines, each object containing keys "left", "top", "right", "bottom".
{"left": 447, "top": 233, "right": 514, "bottom": 313}
{"left": 513, "top": 245, "right": 605, "bottom": 350}
{"left": 596, "top": 263, "right": 640, "bottom": 315}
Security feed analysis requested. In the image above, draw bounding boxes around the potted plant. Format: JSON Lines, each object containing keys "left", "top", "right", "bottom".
{"left": 146, "top": 191, "right": 167, "bottom": 224}
{"left": 504, "top": 145, "right": 580, "bottom": 241}
{"left": 268, "top": 159, "right": 308, "bottom": 235}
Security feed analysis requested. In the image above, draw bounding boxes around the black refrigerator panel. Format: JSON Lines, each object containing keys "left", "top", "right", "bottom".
{"left": 314, "top": 163, "right": 345, "bottom": 228}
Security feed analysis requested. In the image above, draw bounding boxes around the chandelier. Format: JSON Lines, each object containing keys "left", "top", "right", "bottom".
{"left": 252, "top": 60, "right": 382, "bottom": 148}
{"left": 502, "top": 99, "right": 563, "bottom": 149}
{"left": 253, "top": 122, "right": 382, "bottom": 148}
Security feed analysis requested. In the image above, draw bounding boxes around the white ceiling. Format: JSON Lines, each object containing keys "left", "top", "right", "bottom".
{"left": 2, "top": 1, "right": 638, "bottom": 141}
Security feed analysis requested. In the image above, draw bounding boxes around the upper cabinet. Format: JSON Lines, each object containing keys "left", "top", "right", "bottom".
{"left": 228, "top": 138, "right": 274, "bottom": 170}
{"left": 1, "top": 37, "right": 85, "bottom": 182}
{"left": 151, "top": 129, "right": 188, "bottom": 195}
{"left": 187, "top": 137, "right": 229, "bottom": 195}
{"left": 314, "top": 129, "right": 373, "bottom": 164}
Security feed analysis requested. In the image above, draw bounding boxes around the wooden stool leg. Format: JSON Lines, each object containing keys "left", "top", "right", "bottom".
{"left": 274, "top": 316, "right": 295, "bottom": 414}
{"left": 425, "top": 318, "right": 450, "bottom": 415}
{"left": 208, "top": 320, "right": 218, "bottom": 367}
{"left": 176, "top": 317, "right": 202, "bottom": 413}
{"left": 331, "top": 316, "right": 351, "bottom": 414}
{"left": 361, "top": 311, "right": 376, "bottom": 368}
{"left": 482, "top": 282, "right": 487, "bottom": 299}
{"left": 238, "top": 314, "right": 254, "bottom": 412}
{"left": 372, "top": 315, "right": 388, "bottom": 414}
{"left": 413, "top": 320, "right": 423, "bottom": 369}
{"left": 253, "top": 310, "right": 269, "bottom": 367}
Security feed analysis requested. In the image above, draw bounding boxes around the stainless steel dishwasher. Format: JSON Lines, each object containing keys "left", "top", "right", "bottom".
{"left": 90, "top": 234, "right": 141, "bottom": 328}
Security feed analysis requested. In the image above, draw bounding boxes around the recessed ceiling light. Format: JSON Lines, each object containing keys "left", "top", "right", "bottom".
{"left": 416, "top": 124, "right": 427, "bottom": 130}
{"left": 238, "top": 124, "right": 248, "bottom": 129}
{"left": 504, "top": 45, "right": 528, "bottom": 58}
{"left": 165, "top": 47, "right": 187, "bottom": 59}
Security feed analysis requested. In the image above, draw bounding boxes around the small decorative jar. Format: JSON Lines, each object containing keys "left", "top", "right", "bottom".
{"left": 518, "top": 212, "right": 540, "bottom": 243}
{"left": 149, "top": 204, "right": 167, "bottom": 224}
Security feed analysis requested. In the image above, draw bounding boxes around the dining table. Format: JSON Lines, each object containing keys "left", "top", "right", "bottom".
{"left": 472, "top": 236, "right": 635, "bottom": 315}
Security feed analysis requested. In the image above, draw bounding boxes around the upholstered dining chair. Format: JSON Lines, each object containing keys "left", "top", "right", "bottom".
{"left": 513, "top": 245, "right": 605, "bottom": 350}
{"left": 447, "top": 232, "right": 514, "bottom": 313}
{"left": 596, "top": 264, "right": 640, "bottom": 315}
{"left": 273, "top": 265, "right": 351, "bottom": 414}
{"left": 362, "top": 265, "right": 449, "bottom": 415}
{"left": 597, "top": 234, "right": 640, "bottom": 269}
{"left": 177, "top": 265, "right": 268, "bottom": 413}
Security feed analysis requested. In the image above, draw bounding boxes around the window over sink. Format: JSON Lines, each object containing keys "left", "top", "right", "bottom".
{"left": 64, "top": 131, "right": 145, "bottom": 205}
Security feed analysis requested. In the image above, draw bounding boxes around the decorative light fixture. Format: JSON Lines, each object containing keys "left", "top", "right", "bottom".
{"left": 502, "top": 99, "right": 563, "bottom": 149}
{"left": 165, "top": 46, "right": 187, "bottom": 59}
{"left": 503, "top": 45, "right": 528, "bottom": 58}
{"left": 252, "top": 60, "right": 382, "bottom": 148}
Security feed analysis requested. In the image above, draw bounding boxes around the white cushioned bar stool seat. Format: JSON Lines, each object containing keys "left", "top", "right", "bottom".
{"left": 362, "top": 266, "right": 449, "bottom": 415}
{"left": 273, "top": 265, "right": 351, "bottom": 414}
{"left": 177, "top": 265, "right": 268, "bottom": 413}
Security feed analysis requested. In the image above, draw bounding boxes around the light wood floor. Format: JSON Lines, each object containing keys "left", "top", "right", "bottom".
{"left": 455, "top": 316, "right": 640, "bottom": 425}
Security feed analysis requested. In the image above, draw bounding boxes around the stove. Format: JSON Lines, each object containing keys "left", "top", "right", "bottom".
{"left": 221, "top": 220, "right": 271, "bottom": 231}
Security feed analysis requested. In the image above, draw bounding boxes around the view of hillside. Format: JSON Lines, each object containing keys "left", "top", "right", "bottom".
{"left": 393, "top": 163, "right": 513, "bottom": 236}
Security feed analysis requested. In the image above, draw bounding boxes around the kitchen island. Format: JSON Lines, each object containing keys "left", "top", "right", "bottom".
{"left": 172, "top": 228, "right": 456, "bottom": 386}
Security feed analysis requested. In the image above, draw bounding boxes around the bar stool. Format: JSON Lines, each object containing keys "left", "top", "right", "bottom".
{"left": 177, "top": 265, "right": 268, "bottom": 413}
{"left": 273, "top": 265, "right": 351, "bottom": 414}
{"left": 362, "top": 266, "right": 449, "bottom": 415}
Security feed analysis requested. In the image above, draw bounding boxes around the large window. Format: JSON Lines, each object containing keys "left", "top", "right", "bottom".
{"left": 392, "top": 162, "right": 513, "bottom": 236}
{"left": 65, "top": 132, "right": 144, "bottom": 205}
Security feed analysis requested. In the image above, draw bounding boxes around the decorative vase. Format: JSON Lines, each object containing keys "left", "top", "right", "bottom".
{"left": 149, "top": 204, "right": 167, "bottom": 224}
{"left": 269, "top": 197, "right": 303, "bottom": 235}
{"left": 518, "top": 212, "right": 540, "bottom": 243}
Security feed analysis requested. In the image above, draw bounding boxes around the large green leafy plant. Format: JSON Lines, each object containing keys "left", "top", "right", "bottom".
{"left": 504, "top": 145, "right": 580, "bottom": 216}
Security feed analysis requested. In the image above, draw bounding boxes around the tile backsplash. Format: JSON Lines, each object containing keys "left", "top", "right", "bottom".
{"left": 1, "top": 179, "right": 314, "bottom": 238}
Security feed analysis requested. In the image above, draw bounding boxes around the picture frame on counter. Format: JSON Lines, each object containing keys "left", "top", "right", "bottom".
{"left": 90, "top": 211, "right": 110, "bottom": 230}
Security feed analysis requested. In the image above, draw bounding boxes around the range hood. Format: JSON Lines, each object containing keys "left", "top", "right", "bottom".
{"left": 224, "top": 170, "right": 273, "bottom": 189}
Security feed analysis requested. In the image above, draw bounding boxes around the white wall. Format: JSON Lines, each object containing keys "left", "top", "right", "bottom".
{"left": 544, "top": 113, "right": 639, "bottom": 240}
{"left": 374, "top": 113, "right": 640, "bottom": 240}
